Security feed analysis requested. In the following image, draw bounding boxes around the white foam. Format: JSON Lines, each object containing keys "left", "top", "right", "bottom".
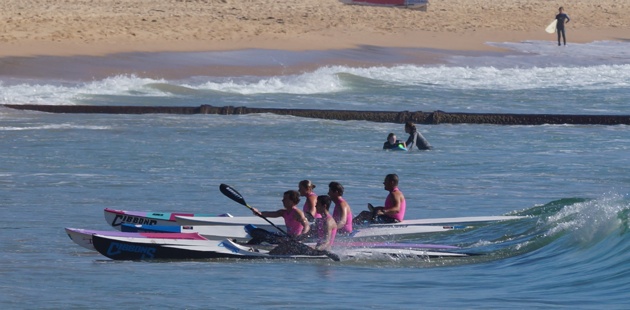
{"left": 545, "top": 193, "right": 629, "bottom": 245}
{"left": 188, "top": 69, "right": 344, "bottom": 95}
{"left": 176, "top": 60, "right": 630, "bottom": 94}
{"left": 1, "top": 41, "right": 628, "bottom": 102}
{"left": 0, "top": 124, "right": 111, "bottom": 131}
{"left": 1, "top": 75, "right": 170, "bottom": 105}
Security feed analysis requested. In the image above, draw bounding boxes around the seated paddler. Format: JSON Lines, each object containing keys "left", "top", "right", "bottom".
{"left": 248, "top": 190, "right": 311, "bottom": 244}
{"left": 353, "top": 174, "right": 406, "bottom": 225}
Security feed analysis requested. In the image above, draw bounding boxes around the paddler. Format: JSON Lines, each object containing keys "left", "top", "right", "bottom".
{"left": 298, "top": 179, "right": 319, "bottom": 221}
{"left": 313, "top": 195, "right": 337, "bottom": 251}
{"left": 353, "top": 174, "right": 406, "bottom": 225}
{"left": 248, "top": 190, "right": 311, "bottom": 244}
{"left": 328, "top": 181, "right": 353, "bottom": 234}
{"left": 267, "top": 194, "right": 336, "bottom": 255}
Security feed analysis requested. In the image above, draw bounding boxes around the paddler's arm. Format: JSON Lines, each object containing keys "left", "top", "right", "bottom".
{"left": 304, "top": 195, "right": 317, "bottom": 219}
{"left": 335, "top": 201, "right": 349, "bottom": 228}
{"left": 405, "top": 133, "right": 416, "bottom": 149}
{"left": 316, "top": 217, "right": 337, "bottom": 251}
{"left": 296, "top": 210, "right": 311, "bottom": 236}
{"left": 252, "top": 208, "right": 283, "bottom": 218}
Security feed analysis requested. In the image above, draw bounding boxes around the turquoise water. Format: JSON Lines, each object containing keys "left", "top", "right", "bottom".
{"left": 1, "top": 40, "right": 630, "bottom": 309}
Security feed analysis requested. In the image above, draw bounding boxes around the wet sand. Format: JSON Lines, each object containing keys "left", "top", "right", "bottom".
{"left": 0, "top": 47, "right": 505, "bottom": 80}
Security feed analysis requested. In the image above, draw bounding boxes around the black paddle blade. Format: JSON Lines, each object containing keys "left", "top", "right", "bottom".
{"left": 220, "top": 184, "right": 247, "bottom": 207}
{"left": 326, "top": 252, "right": 341, "bottom": 262}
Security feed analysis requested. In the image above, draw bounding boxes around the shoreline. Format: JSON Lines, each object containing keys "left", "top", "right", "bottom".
{"left": 0, "top": 42, "right": 547, "bottom": 81}
{"left": 1, "top": 28, "right": 628, "bottom": 58}
{"left": 0, "top": 35, "right": 626, "bottom": 81}
{"left": 0, "top": 46, "right": 464, "bottom": 80}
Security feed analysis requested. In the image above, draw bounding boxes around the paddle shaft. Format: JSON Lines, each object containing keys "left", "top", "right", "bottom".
{"left": 219, "top": 183, "right": 289, "bottom": 235}
{"left": 247, "top": 205, "right": 289, "bottom": 237}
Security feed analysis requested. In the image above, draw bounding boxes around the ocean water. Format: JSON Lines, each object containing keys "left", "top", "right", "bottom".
{"left": 1, "top": 40, "right": 630, "bottom": 309}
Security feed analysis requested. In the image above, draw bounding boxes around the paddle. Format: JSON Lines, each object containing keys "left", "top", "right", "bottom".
{"left": 367, "top": 203, "right": 375, "bottom": 213}
{"left": 219, "top": 183, "right": 340, "bottom": 261}
{"left": 219, "top": 183, "right": 289, "bottom": 235}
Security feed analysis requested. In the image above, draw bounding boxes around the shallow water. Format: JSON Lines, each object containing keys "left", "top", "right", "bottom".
{"left": 1, "top": 40, "right": 630, "bottom": 309}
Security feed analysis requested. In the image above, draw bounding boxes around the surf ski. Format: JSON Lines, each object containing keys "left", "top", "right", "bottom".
{"left": 175, "top": 214, "right": 525, "bottom": 228}
{"left": 65, "top": 227, "right": 207, "bottom": 251}
{"left": 91, "top": 235, "right": 473, "bottom": 261}
{"left": 103, "top": 208, "right": 232, "bottom": 230}
{"left": 122, "top": 222, "right": 466, "bottom": 241}
{"left": 123, "top": 223, "right": 461, "bottom": 249}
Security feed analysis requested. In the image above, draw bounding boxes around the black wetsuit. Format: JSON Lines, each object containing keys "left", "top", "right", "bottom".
{"left": 383, "top": 140, "right": 405, "bottom": 150}
{"left": 556, "top": 13, "right": 570, "bottom": 46}
{"left": 406, "top": 130, "right": 432, "bottom": 150}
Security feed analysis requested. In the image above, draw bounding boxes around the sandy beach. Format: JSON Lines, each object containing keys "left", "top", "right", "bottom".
{"left": 1, "top": 0, "right": 629, "bottom": 58}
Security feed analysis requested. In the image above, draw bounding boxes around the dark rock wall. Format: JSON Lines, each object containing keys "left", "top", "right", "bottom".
{"left": 4, "top": 104, "right": 630, "bottom": 125}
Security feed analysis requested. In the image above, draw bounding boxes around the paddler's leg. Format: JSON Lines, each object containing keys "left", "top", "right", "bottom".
{"left": 352, "top": 210, "right": 375, "bottom": 225}
{"left": 246, "top": 228, "right": 283, "bottom": 244}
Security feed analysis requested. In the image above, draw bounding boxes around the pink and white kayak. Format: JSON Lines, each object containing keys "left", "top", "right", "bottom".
{"left": 175, "top": 215, "right": 525, "bottom": 228}
{"left": 122, "top": 223, "right": 465, "bottom": 241}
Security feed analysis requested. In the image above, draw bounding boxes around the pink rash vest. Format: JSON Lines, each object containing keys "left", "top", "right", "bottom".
{"left": 303, "top": 192, "right": 321, "bottom": 219}
{"left": 333, "top": 197, "right": 353, "bottom": 233}
{"left": 317, "top": 213, "right": 337, "bottom": 246}
{"left": 282, "top": 207, "right": 305, "bottom": 236}
{"left": 384, "top": 187, "right": 406, "bottom": 222}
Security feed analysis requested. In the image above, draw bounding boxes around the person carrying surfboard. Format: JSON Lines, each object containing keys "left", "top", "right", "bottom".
{"left": 556, "top": 7, "right": 571, "bottom": 46}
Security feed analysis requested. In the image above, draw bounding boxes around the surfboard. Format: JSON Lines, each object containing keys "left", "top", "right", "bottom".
{"left": 393, "top": 144, "right": 408, "bottom": 151}
{"left": 545, "top": 20, "right": 557, "bottom": 34}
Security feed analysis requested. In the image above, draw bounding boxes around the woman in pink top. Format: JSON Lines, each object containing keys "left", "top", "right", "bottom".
{"left": 314, "top": 195, "right": 337, "bottom": 251}
{"left": 298, "top": 179, "right": 319, "bottom": 221}
{"left": 251, "top": 190, "right": 311, "bottom": 237}
{"left": 352, "top": 174, "right": 406, "bottom": 224}
{"left": 328, "top": 181, "right": 353, "bottom": 234}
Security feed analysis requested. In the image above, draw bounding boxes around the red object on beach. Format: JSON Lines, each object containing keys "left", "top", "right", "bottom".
{"left": 345, "top": 0, "right": 428, "bottom": 6}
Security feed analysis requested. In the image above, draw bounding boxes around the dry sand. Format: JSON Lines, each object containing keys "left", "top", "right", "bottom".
{"left": 1, "top": 0, "right": 629, "bottom": 57}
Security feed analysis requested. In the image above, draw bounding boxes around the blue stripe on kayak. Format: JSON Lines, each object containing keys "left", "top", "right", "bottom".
{"left": 121, "top": 224, "right": 181, "bottom": 233}
{"left": 443, "top": 225, "right": 469, "bottom": 229}
{"left": 219, "top": 241, "right": 240, "bottom": 253}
